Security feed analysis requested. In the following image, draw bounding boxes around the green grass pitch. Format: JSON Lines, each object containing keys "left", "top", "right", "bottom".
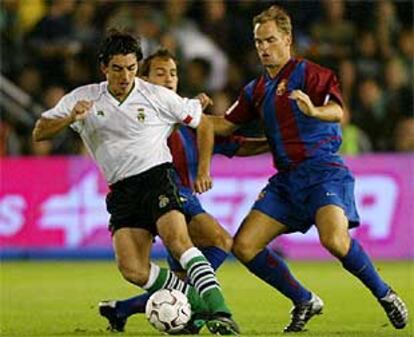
{"left": 1, "top": 260, "right": 413, "bottom": 337}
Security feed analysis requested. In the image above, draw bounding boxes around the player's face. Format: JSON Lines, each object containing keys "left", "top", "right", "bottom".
{"left": 254, "top": 20, "right": 291, "bottom": 73}
{"left": 101, "top": 53, "right": 138, "bottom": 100}
{"left": 147, "top": 57, "right": 178, "bottom": 93}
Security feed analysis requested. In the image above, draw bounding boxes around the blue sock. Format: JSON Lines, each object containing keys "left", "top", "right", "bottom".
{"left": 341, "top": 239, "right": 389, "bottom": 298}
{"left": 167, "top": 246, "right": 228, "bottom": 271}
{"left": 200, "top": 246, "right": 228, "bottom": 270}
{"left": 116, "top": 292, "right": 150, "bottom": 317}
{"left": 245, "top": 248, "right": 312, "bottom": 304}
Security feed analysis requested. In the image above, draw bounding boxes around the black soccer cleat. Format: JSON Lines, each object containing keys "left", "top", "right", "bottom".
{"left": 98, "top": 300, "right": 127, "bottom": 332}
{"left": 379, "top": 289, "right": 408, "bottom": 329}
{"left": 284, "top": 293, "right": 323, "bottom": 333}
{"left": 206, "top": 313, "right": 240, "bottom": 335}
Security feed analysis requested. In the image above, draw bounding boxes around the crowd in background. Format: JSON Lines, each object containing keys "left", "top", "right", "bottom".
{"left": 1, "top": 0, "right": 413, "bottom": 156}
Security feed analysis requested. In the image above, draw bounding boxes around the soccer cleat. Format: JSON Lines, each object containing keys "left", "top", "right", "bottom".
{"left": 379, "top": 289, "right": 408, "bottom": 329}
{"left": 206, "top": 314, "right": 240, "bottom": 335}
{"left": 171, "top": 313, "right": 207, "bottom": 335}
{"left": 283, "top": 293, "right": 323, "bottom": 333}
{"left": 98, "top": 300, "right": 127, "bottom": 332}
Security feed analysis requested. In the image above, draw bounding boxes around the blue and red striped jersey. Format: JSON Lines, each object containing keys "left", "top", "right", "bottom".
{"left": 225, "top": 58, "right": 344, "bottom": 171}
{"left": 167, "top": 126, "right": 244, "bottom": 188}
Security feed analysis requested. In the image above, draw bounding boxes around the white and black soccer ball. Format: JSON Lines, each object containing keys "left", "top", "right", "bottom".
{"left": 145, "top": 289, "right": 192, "bottom": 334}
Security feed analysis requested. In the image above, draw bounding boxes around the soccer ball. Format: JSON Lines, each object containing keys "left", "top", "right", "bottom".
{"left": 145, "top": 289, "right": 192, "bottom": 334}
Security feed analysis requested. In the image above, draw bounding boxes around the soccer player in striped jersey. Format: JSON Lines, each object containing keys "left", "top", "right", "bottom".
{"left": 32, "top": 30, "right": 239, "bottom": 335}
{"left": 210, "top": 5, "right": 408, "bottom": 333}
{"left": 99, "top": 48, "right": 269, "bottom": 334}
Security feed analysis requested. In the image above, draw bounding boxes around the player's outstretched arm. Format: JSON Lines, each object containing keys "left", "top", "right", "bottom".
{"left": 208, "top": 115, "right": 239, "bottom": 136}
{"left": 194, "top": 113, "right": 213, "bottom": 194}
{"left": 33, "top": 100, "right": 92, "bottom": 141}
{"left": 236, "top": 137, "right": 270, "bottom": 156}
{"left": 288, "top": 90, "right": 343, "bottom": 122}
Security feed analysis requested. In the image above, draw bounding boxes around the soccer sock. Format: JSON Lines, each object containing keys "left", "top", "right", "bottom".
{"left": 116, "top": 293, "right": 150, "bottom": 317}
{"left": 245, "top": 248, "right": 312, "bottom": 305}
{"left": 200, "top": 246, "right": 228, "bottom": 270}
{"left": 180, "top": 247, "right": 231, "bottom": 315}
{"left": 340, "top": 239, "right": 389, "bottom": 298}
{"left": 167, "top": 247, "right": 228, "bottom": 272}
{"left": 142, "top": 263, "right": 208, "bottom": 314}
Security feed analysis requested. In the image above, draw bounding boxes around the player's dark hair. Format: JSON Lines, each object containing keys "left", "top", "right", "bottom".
{"left": 253, "top": 5, "right": 292, "bottom": 37}
{"left": 139, "top": 48, "right": 177, "bottom": 77}
{"left": 98, "top": 29, "right": 143, "bottom": 65}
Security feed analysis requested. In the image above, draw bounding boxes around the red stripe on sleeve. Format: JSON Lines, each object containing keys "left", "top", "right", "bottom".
{"left": 183, "top": 115, "right": 193, "bottom": 124}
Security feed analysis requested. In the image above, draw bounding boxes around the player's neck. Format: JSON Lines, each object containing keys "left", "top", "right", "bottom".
{"left": 265, "top": 56, "right": 291, "bottom": 79}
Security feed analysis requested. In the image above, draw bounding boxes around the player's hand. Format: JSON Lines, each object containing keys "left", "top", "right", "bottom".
{"left": 193, "top": 173, "right": 213, "bottom": 194}
{"left": 70, "top": 100, "right": 93, "bottom": 122}
{"left": 289, "top": 90, "right": 317, "bottom": 117}
{"left": 194, "top": 93, "right": 213, "bottom": 110}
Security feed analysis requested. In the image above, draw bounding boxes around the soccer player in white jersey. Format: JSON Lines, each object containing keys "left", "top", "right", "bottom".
{"left": 32, "top": 30, "right": 239, "bottom": 335}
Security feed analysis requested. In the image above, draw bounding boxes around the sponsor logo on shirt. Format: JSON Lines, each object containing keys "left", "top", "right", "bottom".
{"left": 137, "top": 108, "right": 145, "bottom": 122}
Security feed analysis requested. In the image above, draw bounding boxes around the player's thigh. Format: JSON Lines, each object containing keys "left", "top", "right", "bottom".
{"left": 188, "top": 213, "right": 232, "bottom": 251}
{"left": 157, "top": 210, "right": 193, "bottom": 258}
{"left": 112, "top": 227, "right": 153, "bottom": 282}
{"left": 233, "top": 209, "right": 288, "bottom": 261}
{"left": 315, "top": 205, "right": 351, "bottom": 257}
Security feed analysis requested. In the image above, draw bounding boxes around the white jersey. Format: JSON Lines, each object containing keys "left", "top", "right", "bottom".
{"left": 42, "top": 78, "right": 202, "bottom": 184}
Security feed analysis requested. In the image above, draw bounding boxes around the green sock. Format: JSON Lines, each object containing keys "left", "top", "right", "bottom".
{"left": 186, "top": 256, "right": 231, "bottom": 315}
{"left": 145, "top": 267, "right": 208, "bottom": 314}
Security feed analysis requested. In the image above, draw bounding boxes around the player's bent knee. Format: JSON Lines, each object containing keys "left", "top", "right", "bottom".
{"left": 212, "top": 230, "right": 233, "bottom": 252}
{"left": 232, "top": 237, "right": 258, "bottom": 263}
{"left": 117, "top": 261, "right": 149, "bottom": 286}
{"left": 319, "top": 234, "right": 349, "bottom": 258}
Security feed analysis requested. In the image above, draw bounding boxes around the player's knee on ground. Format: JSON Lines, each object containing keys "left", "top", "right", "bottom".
{"left": 319, "top": 232, "right": 350, "bottom": 258}
{"left": 117, "top": 259, "right": 150, "bottom": 286}
{"left": 232, "top": 236, "right": 259, "bottom": 263}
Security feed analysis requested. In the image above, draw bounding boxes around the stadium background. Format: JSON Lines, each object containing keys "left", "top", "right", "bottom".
{"left": 1, "top": 0, "right": 413, "bottom": 260}
{"left": 0, "top": 1, "right": 413, "bottom": 337}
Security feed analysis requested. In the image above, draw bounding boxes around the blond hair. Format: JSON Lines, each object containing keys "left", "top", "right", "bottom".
{"left": 253, "top": 5, "right": 292, "bottom": 37}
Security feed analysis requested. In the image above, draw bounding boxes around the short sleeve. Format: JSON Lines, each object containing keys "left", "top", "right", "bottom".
{"left": 304, "top": 61, "right": 344, "bottom": 107}
{"left": 156, "top": 86, "right": 202, "bottom": 128}
{"left": 225, "top": 90, "right": 257, "bottom": 125}
{"left": 41, "top": 91, "right": 83, "bottom": 132}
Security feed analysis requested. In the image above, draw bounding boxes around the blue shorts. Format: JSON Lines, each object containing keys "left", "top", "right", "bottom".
{"left": 253, "top": 157, "right": 360, "bottom": 233}
{"left": 167, "top": 186, "right": 205, "bottom": 271}
{"left": 178, "top": 186, "right": 206, "bottom": 219}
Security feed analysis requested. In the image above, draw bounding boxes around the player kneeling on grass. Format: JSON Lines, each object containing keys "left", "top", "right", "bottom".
{"left": 32, "top": 30, "right": 239, "bottom": 335}
{"left": 99, "top": 48, "right": 270, "bottom": 334}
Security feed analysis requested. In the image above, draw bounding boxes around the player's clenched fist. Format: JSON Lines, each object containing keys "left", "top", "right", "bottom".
{"left": 71, "top": 100, "right": 93, "bottom": 122}
{"left": 194, "top": 173, "right": 213, "bottom": 194}
{"left": 194, "top": 93, "right": 213, "bottom": 110}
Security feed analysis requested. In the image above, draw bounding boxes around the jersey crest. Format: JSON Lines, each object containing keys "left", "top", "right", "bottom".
{"left": 276, "top": 79, "right": 288, "bottom": 96}
{"left": 137, "top": 108, "right": 145, "bottom": 122}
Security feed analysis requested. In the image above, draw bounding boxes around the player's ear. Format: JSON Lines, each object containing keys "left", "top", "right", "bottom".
{"left": 284, "top": 34, "right": 292, "bottom": 47}
{"left": 100, "top": 63, "right": 108, "bottom": 76}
